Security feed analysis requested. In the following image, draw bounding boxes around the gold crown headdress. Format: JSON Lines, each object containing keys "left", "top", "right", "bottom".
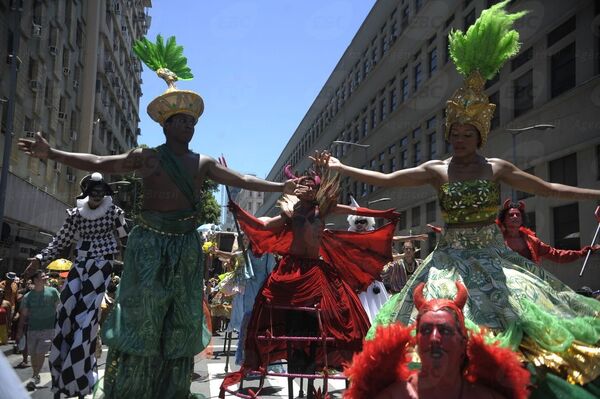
{"left": 445, "top": 1, "right": 527, "bottom": 145}
{"left": 133, "top": 35, "right": 204, "bottom": 126}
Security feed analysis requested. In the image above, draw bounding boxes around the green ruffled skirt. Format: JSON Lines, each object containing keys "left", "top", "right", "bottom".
{"left": 370, "top": 224, "right": 600, "bottom": 394}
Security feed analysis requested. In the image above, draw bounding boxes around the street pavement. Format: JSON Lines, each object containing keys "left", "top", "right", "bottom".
{"left": 4, "top": 332, "right": 347, "bottom": 398}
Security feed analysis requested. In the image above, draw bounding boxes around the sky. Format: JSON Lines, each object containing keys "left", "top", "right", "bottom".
{"left": 137, "top": 1, "right": 377, "bottom": 205}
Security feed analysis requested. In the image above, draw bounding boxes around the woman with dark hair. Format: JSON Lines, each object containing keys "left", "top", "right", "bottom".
{"left": 497, "top": 199, "right": 600, "bottom": 264}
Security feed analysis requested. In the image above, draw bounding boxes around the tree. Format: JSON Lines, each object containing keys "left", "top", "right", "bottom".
{"left": 199, "top": 180, "right": 220, "bottom": 224}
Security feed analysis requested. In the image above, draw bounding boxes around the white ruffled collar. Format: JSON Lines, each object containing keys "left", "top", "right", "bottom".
{"left": 76, "top": 196, "right": 113, "bottom": 220}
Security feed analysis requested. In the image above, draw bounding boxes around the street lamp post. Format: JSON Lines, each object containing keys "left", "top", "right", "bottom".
{"left": 506, "top": 124, "right": 555, "bottom": 201}
{"left": 331, "top": 141, "right": 370, "bottom": 163}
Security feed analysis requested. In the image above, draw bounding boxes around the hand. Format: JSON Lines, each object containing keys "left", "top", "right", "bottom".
{"left": 283, "top": 179, "right": 297, "bottom": 195}
{"left": 23, "top": 258, "right": 41, "bottom": 278}
{"left": 310, "top": 151, "right": 341, "bottom": 171}
{"left": 17, "top": 132, "right": 51, "bottom": 159}
{"left": 590, "top": 244, "right": 600, "bottom": 252}
{"left": 427, "top": 224, "right": 443, "bottom": 234}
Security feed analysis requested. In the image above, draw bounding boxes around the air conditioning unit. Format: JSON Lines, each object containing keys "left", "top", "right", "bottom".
{"left": 70, "top": 131, "right": 77, "bottom": 141}
{"left": 49, "top": 46, "right": 57, "bottom": 55}
{"left": 54, "top": 162, "right": 62, "bottom": 173}
{"left": 67, "top": 174, "right": 76, "bottom": 183}
{"left": 63, "top": 67, "right": 70, "bottom": 76}
{"left": 57, "top": 112, "right": 66, "bottom": 120}
{"left": 29, "top": 80, "right": 39, "bottom": 91}
{"left": 42, "top": 185, "right": 48, "bottom": 193}
{"left": 73, "top": 80, "right": 79, "bottom": 89}
{"left": 25, "top": 131, "right": 36, "bottom": 138}
{"left": 31, "top": 24, "right": 42, "bottom": 37}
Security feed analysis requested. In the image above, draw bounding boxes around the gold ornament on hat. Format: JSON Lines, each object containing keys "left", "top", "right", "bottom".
{"left": 133, "top": 35, "right": 204, "bottom": 126}
{"left": 445, "top": 0, "right": 527, "bottom": 145}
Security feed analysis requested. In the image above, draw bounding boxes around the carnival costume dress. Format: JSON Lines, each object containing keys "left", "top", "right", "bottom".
{"left": 370, "top": 3, "right": 600, "bottom": 397}
{"left": 36, "top": 182, "right": 127, "bottom": 397}
{"left": 220, "top": 200, "right": 397, "bottom": 393}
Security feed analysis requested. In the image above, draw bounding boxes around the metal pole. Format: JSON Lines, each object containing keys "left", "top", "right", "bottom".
{"left": 511, "top": 133, "right": 517, "bottom": 202}
{"left": 0, "top": 4, "right": 22, "bottom": 232}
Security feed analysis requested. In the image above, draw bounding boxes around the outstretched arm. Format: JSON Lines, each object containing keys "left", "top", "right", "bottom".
{"left": 311, "top": 151, "right": 436, "bottom": 188}
{"left": 333, "top": 204, "right": 399, "bottom": 219}
{"left": 18, "top": 132, "right": 145, "bottom": 174}
{"left": 206, "top": 157, "right": 295, "bottom": 193}
{"left": 497, "top": 159, "right": 600, "bottom": 200}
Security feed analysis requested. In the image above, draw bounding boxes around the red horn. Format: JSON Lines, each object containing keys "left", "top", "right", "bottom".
{"left": 502, "top": 198, "right": 511, "bottom": 210}
{"left": 453, "top": 281, "right": 468, "bottom": 310}
{"left": 284, "top": 164, "right": 298, "bottom": 180}
{"left": 517, "top": 201, "right": 526, "bottom": 212}
{"left": 413, "top": 283, "right": 427, "bottom": 311}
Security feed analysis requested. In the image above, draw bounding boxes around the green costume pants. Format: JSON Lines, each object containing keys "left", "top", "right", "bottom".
{"left": 96, "top": 224, "right": 210, "bottom": 399}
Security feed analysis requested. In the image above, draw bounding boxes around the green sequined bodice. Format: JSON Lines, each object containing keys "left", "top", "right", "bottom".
{"left": 438, "top": 179, "right": 500, "bottom": 225}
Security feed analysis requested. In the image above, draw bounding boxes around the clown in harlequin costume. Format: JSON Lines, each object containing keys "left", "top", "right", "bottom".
{"left": 497, "top": 199, "right": 600, "bottom": 264}
{"left": 347, "top": 196, "right": 391, "bottom": 323}
{"left": 220, "top": 166, "right": 399, "bottom": 396}
{"left": 18, "top": 35, "right": 296, "bottom": 399}
{"left": 313, "top": 1, "right": 600, "bottom": 396}
{"left": 23, "top": 173, "right": 127, "bottom": 397}
{"left": 344, "top": 281, "right": 530, "bottom": 399}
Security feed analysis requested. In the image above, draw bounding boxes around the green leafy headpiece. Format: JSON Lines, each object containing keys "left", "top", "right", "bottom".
{"left": 445, "top": 1, "right": 527, "bottom": 145}
{"left": 133, "top": 35, "right": 204, "bottom": 126}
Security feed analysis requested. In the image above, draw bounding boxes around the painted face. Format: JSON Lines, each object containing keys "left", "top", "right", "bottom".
{"left": 295, "top": 178, "right": 317, "bottom": 201}
{"left": 504, "top": 208, "right": 523, "bottom": 228}
{"left": 165, "top": 113, "right": 196, "bottom": 142}
{"left": 448, "top": 123, "right": 481, "bottom": 156}
{"left": 417, "top": 309, "right": 466, "bottom": 374}
{"left": 87, "top": 187, "right": 106, "bottom": 208}
{"left": 354, "top": 219, "right": 368, "bottom": 232}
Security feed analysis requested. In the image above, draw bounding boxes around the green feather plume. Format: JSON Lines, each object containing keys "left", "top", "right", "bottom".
{"left": 448, "top": 0, "right": 527, "bottom": 80}
{"left": 132, "top": 34, "right": 193, "bottom": 81}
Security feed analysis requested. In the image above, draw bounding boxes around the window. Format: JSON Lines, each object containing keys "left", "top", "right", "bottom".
{"left": 464, "top": 8, "right": 476, "bottom": 29}
{"left": 28, "top": 57, "right": 38, "bottom": 80}
{"left": 413, "top": 142, "right": 422, "bottom": 165}
{"left": 370, "top": 108, "right": 377, "bottom": 130}
{"left": 547, "top": 16, "right": 575, "bottom": 48}
{"left": 400, "top": 137, "right": 408, "bottom": 168}
{"left": 516, "top": 167, "right": 534, "bottom": 200}
{"left": 489, "top": 91, "right": 500, "bottom": 130}
{"left": 401, "top": 6, "right": 409, "bottom": 30}
{"left": 426, "top": 201, "right": 436, "bottom": 223}
{"left": 553, "top": 203, "right": 580, "bottom": 250}
{"left": 399, "top": 210, "right": 407, "bottom": 230}
{"left": 380, "top": 97, "right": 387, "bottom": 121}
{"left": 428, "top": 133, "right": 437, "bottom": 160}
{"left": 511, "top": 47, "right": 532, "bottom": 71}
{"left": 362, "top": 117, "right": 368, "bottom": 138}
{"left": 513, "top": 70, "right": 533, "bottom": 118}
{"left": 414, "top": 62, "right": 423, "bottom": 91}
{"left": 551, "top": 42, "right": 576, "bottom": 98}
{"left": 549, "top": 153, "right": 577, "bottom": 186}
{"left": 401, "top": 77, "right": 409, "bottom": 102}
{"left": 415, "top": 0, "right": 423, "bottom": 12}
{"left": 390, "top": 88, "right": 398, "bottom": 112}
{"left": 389, "top": 155, "right": 397, "bottom": 172}
{"left": 426, "top": 116, "right": 436, "bottom": 130}
{"left": 444, "top": 35, "right": 450, "bottom": 64}
{"left": 0, "top": 101, "right": 7, "bottom": 134}
{"left": 428, "top": 47, "right": 438, "bottom": 76}
{"left": 411, "top": 206, "right": 421, "bottom": 227}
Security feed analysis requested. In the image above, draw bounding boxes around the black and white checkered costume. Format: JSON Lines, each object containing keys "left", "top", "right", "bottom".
{"left": 38, "top": 196, "right": 127, "bottom": 396}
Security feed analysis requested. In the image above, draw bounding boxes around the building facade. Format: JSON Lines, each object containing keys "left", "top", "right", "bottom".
{"left": 0, "top": 0, "right": 151, "bottom": 272}
{"left": 258, "top": 0, "right": 600, "bottom": 289}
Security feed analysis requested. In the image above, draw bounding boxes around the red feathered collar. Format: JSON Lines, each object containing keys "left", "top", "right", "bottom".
{"left": 344, "top": 324, "right": 530, "bottom": 399}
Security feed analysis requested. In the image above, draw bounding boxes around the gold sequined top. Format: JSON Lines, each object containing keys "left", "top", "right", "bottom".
{"left": 438, "top": 179, "right": 500, "bottom": 225}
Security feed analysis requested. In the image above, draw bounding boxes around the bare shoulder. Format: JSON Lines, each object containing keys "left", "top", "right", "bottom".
{"left": 198, "top": 153, "right": 217, "bottom": 170}
{"left": 486, "top": 157, "right": 513, "bottom": 178}
{"left": 374, "top": 381, "right": 410, "bottom": 399}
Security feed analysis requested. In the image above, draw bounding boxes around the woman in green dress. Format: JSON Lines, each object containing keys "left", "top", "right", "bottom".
{"left": 313, "top": 2, "right": 600, "bottom": 396}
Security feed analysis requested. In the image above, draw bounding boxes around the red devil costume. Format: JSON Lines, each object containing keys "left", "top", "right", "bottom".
{"left": 497, "top": 199, "right": 597, "bottom": 264}
{"left": 344, "top": 281, "right": 531, "bottom": 399}
{"left": 221, "top": 166, "right": 398, "bottom": 396}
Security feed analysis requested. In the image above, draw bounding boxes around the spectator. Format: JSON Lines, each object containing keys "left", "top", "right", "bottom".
{"left": 16, "top": 270, "right": 59, "bottom": 391}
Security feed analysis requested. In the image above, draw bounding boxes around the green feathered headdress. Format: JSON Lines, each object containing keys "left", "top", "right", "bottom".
{"left": 445, "top": 0, "right": 527, "bottom": 145}
{"left": 448, "top": 0, "right": 527, "bottom": 80}
{"left": 132, "top": 34, "right": 204, "bottom": 126}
